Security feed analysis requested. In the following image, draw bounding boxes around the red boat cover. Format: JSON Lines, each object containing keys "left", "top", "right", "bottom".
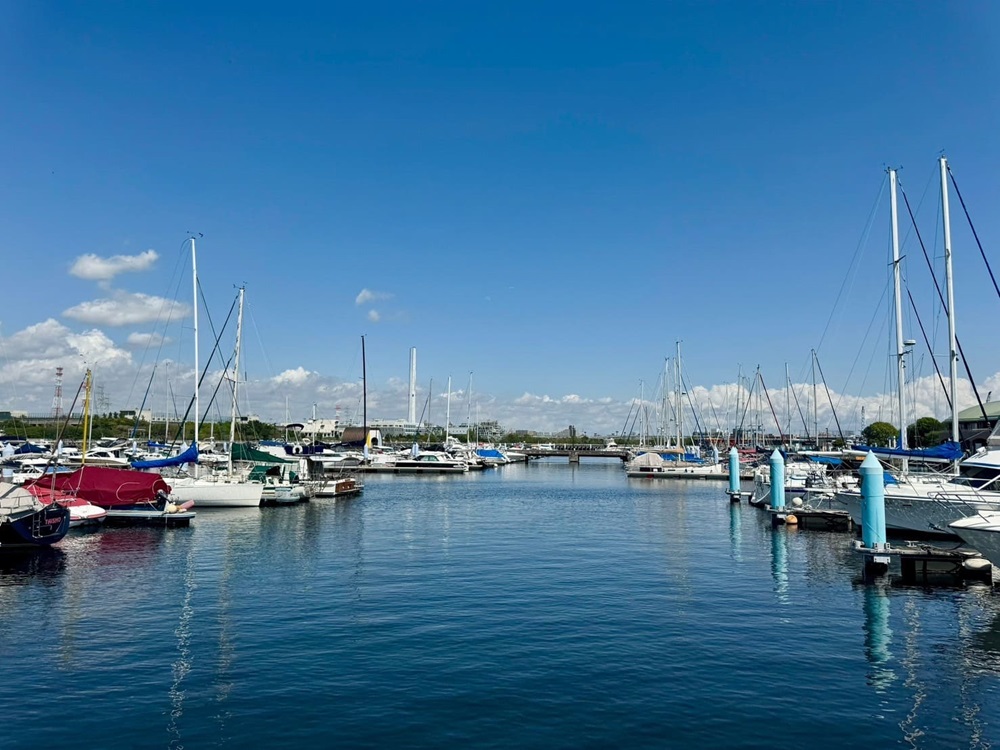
{"left": 24, "top": 467, "right": 172, "bottom": 508}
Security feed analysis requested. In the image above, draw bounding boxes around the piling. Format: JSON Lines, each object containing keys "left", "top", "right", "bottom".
{"left": 858, "top": 451, "right": 890, "bottom": 576}
{"left": 728, "top": 447, "right": 741, "bottom": 501}
{"left": 769, "top": 449, "right": 785, "bottom": 510}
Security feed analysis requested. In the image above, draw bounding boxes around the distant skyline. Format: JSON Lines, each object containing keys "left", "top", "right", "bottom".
{"left": 1, "top": 3, "right": 998, "bottom": 436}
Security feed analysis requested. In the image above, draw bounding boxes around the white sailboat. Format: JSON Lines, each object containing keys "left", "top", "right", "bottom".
{"left": 163, "top": 243, "right": 263, "bottom": 509}
{"left": 625, "top": 342, "right": 727, "bottom": 480}
{"left": 836, "top": 159, "right": 1000, "bottom": 536}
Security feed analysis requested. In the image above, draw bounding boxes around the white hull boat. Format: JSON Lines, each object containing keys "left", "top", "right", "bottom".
{"left": 949, "top": 513, "right": 1000, "bottom": 567}
{"left": 169, "top": 477, "right": 264, "bottom": 508}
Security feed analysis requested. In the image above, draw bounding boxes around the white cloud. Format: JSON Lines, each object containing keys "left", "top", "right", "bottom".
{"left": 367, "top": 309, "right": 381, "bottom": 322}
{"left": 127, "top": 332, "right": 170, "bottom": 348}
{"left": 271, "top": 367, "right": 316, "bottom": 386}
{"left": 63, "top": 292, "right": 191, "bottom": 326}
{"left": 0, "top": 320, "right": 134, "bottom": 401}
{"left": 355, "top": 288, "right": 392, "bottom": 306}
{"left": 69, "top": 250, "right": 159, "bottom": 281}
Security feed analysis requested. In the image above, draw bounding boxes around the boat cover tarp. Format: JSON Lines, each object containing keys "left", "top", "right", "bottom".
{"left": 476, "top": 449, "right": 504, "bottom": 459}
{"left": 851, "top": 440, "right": 963, "bottom": 462}
{"left": 628, "top": 453, "right": 665, "bottom": 469}
{"left": 231, "top": 443, "right": 294, "bottom": 464}
{"left": 24, "top": 467, "right": 171, "bottom": 508}
{"left": 13, "top": 442, "right": 47, "bottom": 455}
{"left": 808, "top": 456, "right": 843, "bottom": 466}
{"left": 131, "top": 442, "right": 199, "bottom": 469}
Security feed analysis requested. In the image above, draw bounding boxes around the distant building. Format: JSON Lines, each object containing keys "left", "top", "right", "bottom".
{"left": 294, "top": 418, "right": 341, "bottom": 441}
{"left": 958, "top": 401, "right": 1000, "bottom": 449}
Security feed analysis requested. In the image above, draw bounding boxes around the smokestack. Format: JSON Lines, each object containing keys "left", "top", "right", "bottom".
{"left": 408, "top": 347, "right": 417, "bottom": 424}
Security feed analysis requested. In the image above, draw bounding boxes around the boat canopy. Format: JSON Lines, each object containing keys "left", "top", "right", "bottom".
{"left": 13, "top": 442, "right": 46, "bottom": 455}
{"left": 131, "top": 443, "right": 199, "bottom": 469}
{"left": 850, "top": 440, "right": 963, "bottom": 462}
{"left": 24, "top": 467, "right": 171, "bottom": 508}
{"left": 231, "top": 443, "right": 294, "bottom": 464}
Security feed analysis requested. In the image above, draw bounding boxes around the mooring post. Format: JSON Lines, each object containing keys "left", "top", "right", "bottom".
{"left": 769, "top": 449, "right": 785, "bottom": 510}
{"left": 728, "top": 447, "right": 740, "bottom": 501}
{"left": 860, "top": 451, "right": 890, "bottom": 576}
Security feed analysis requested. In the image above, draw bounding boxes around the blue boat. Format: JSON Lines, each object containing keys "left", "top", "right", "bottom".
{"left": 0, "top": 482, "right": 70, "bottom": 550}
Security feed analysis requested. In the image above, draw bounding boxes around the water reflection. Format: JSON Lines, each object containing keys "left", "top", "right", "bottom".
{"left": 770, "top": 529, "right": 789, "bottom": 604}
{"left": 729, "top": 502, "right": 742, "bottom": 563}
{"left": 862, "top": 584, "right": 896, "bottom": 692}
{"left": 0, "top": 547, "right": 66, "bottom": 579}
{"left": 167, "top": 529, "right": 197, "bottom": 750}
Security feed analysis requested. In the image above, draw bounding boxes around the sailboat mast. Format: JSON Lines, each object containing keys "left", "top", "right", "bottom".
{"left": 675, "top": 341, "right": 682, "bottom": 449}
{"left": 811, "top": 350, "right": 818, "bottom": 444}
{"left": 467, "top": 372, "right": 473, "bottom": 444}
{"left": 940, "top": 156, "right": 960, "bottom": 466}
{"left": 889, "top": 168, "right": 910, "bottom": 468}
{"left": 446, "top": 376, "right": 452, "bottom": 442}
{"left": 361, "top": 335, "right": 367, "bottom": 433}
{"left": 191, "top": 237, "right": 200, "bottom": 477}
{"left": 785, "top": 362, "right": 791, "bottom": 444}
{"left": 228, "top": 286, "right": 245, "bottom": 476}
{"left": 661, "top": 358, "right": 668, "bottom": 446}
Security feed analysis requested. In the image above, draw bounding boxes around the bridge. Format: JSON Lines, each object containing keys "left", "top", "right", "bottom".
{"left": 521, "top": 444, "right": 630, "bottom": 462}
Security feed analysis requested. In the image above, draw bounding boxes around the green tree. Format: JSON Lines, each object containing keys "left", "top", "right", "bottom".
{"left": 907, "top": 416, "right": 948, "bottom": 447}
{"left": 861, "top": 421, "right": 899, "bottom": 448}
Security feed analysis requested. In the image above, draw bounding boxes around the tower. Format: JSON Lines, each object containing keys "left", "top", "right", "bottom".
{"left": 51, "top": 367, "right": 63, "bottom": 419}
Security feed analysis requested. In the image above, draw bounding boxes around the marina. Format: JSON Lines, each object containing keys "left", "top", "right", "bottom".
{"left": 3, "top": 460, "right": 1000, "bottom": 748}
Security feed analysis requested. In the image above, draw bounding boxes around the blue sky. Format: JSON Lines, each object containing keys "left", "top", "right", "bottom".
{"left": 1, "top": 2, "right": 998, "bottom": 435}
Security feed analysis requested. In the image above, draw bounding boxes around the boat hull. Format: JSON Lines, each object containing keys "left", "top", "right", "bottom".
{"left": 0, "top": 504, "right": 71, "bottom": 549}
{"left": 626, "top": 464, "right": 728, "bottom": 480}
{"left": 949, "top": 515, "right": 1000, "bottom": 567}
{"left": 169, "top": 478, "right": 264, "bottom": 508}
{"left": 836, "top": 489, "right": 1000, "bottom": 538}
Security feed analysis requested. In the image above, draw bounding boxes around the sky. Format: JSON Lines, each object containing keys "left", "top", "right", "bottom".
{"left": 1, "top": 1, "right": 999, "bottom": 437}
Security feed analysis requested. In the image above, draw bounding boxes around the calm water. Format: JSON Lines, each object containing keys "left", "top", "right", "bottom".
{"left": 3, "top": 460, "right": 1000, "bottom": 749}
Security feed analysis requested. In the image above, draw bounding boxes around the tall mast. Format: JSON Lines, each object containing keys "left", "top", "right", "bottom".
{"left": 446, "top": 376, "right": 452, "bottom": 442}
{"left": 639, "top": 380, "right": 645, "bottom": 447}
{"left": 362, "top": 335, "right": 369, "bottom": 458}
{"left": 785, "top": 362, "right": 791, "bottom": 444}
{"left": 467, "top": 372, "right": 473, "bottom": 444}
{"left": 675, "top": 341, "right": 682, "bottom": 449}
{"left": 191, "top": 237, "right": 200, "bottom": 476}
{"left": 940, "top": 156, "right": 960, "bottom": 471}
{"left": 661, "top": 358, "right": 668, "bottom": 446}
{"left": 889, "top": 168, "right": 910, "bottom": 470}
{"left": 811, "top": 350, "right": 818, "bottom": 444}
{"left": 227, "top": 286, "right": 245, "bottom": 476}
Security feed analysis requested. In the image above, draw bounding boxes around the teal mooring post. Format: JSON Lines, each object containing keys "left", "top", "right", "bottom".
{"left": 860, "top": 451, "right": 887, "bottom": 548}
{"left": 859, "top": 451, "right": 890, "bottom": 576}
{"left": 769, "top": 449, "right": 785, "bottom": 510}
{"left": 728, "top": 447, "right": 740, "bottom": 496}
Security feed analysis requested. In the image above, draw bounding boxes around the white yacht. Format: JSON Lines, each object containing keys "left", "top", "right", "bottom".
{"left": 949, "top": 512, "right": 1000, "bottom": 567}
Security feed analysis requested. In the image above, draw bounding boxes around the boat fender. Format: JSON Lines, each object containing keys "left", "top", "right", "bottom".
{"left": 784, "top": 513, "right": 799, "bottom": 526}
{"left": 166, "top": 503, "right": 178, "bottom": 513}
{"left": 963, "top": 557, "right": 992, "bottom": 573}
{"left": 179, "top": 500, "right": 196, "bottom": 511}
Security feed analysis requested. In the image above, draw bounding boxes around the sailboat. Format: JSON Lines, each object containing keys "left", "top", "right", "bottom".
{"left": 625, "top": 342, "right": 727, "bottom": 480}
{"left": 836, "top": 159, "right": 1000, "bottom": 536}
{"left": 162, "top": 256, "right": 264, "bottom": 509}
{"left": 0, "top": 481, "right": 70, "bottom": 549}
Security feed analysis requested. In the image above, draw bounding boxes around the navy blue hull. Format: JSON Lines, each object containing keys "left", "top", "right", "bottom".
{"left": 0, "top": 504, "right": 71, "bottom": 549}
